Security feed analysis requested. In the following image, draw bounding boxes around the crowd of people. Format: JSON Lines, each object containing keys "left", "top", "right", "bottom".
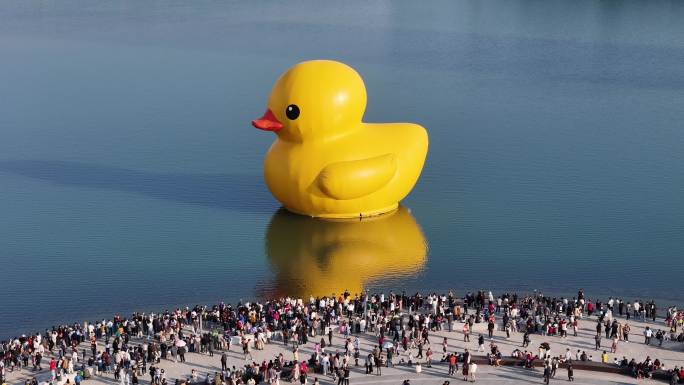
{"left": 1, "top": 289, "right": 683, "bottom": 385}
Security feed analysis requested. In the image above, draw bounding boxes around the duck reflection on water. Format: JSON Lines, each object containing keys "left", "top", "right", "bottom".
{"left": 264, "top": 206, "right": 427, "bottom": 298}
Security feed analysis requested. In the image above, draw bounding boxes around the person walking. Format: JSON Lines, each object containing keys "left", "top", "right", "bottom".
{"left": 567, "top": 363, "right": 574, "bottom": 382}
{"left": 463, "top": 323, "right": 470, "bottom": 342}
{"left": 178, "top": 346, "right": 186, "bottom": 363}
{"left": 522, "top": 331, "right": 531, "bottom": 348}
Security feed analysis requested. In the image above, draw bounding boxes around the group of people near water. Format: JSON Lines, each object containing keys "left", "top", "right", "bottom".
{"left": 2, "top": 289, "right": 683, "bottom": 385}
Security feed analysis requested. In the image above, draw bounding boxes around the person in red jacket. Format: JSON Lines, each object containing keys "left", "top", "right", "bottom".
{"left": 49, "top": 357, "right": 57, "bottom": 380}
{"left": 299, "top": 361, "right": 309, "bottom": 384}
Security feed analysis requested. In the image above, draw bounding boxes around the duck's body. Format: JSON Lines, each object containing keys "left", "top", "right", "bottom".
{"left": 253, "top": 60, "right": 428, "bottom": 218}
{"left": 265, "top": 122, "right": 427, "bottom": 218}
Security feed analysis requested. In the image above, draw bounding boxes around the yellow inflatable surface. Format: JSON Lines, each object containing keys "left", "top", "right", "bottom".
{"left": 264, "top": 206, "right": 427, "bottom": 298}
{"left": 252, "top": 60, "right": 428, "bottom": 218}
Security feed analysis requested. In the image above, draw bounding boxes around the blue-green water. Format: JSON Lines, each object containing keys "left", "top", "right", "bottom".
{"left": 1, "top": 0, "right": 683, "bottom": 337}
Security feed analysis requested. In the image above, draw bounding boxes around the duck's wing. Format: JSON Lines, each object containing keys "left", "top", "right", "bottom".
{"left": 315, "top": 153, "right": 397, "bottom": 200}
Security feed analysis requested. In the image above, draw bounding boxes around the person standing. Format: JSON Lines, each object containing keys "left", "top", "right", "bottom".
{"left": 462, "top": 359, "right": 469, "bottom": 382}
{"left": 462, "top": 349, "right": 471, "bottom": 381}
{"left": 644, "top": 327, "right": 653, "bottom": 345}
{"left": 49, "top": 357, "right": 57, "bottom": 380}
{"left": 448, "top": 353, "right": 457, "bottom": 376}
{"left": 221, "top": 352, "right": 227, "bottom": 372}
{"left": 487, "top": 319, "right": 495, "bottom": 339}
{"left": 374, "top": 354, "right": 382, "bottom": 376}
{"left": 594, "top": 334, "right": 601, "bottom": 350}
{"left": 242, "top": 337, "right": 253, "bottom": 361}
{"left": 477, "top": 335, "right": 485, "bottom": 352}
{"left": 469, "top": 362, "right": 477, "bottom": 382}
{"left": 447, "top": 312, "right": 454, "bottom": 332}
{"left": 623, "top": 323, "right": 630, "bottom": 342}
{"left": 567, "top": 363, "right": 574, "bottom": 382}
{"left": 543, "top": 363, "right": 551, "bottom": 384}
{"left": 365, "top": 353, "right": 373, "bottom": 375}
{"left": 34, "top": 351, "right": 43, "bottom": 371}
{"left": 633, "top": 301, "right": 640, "bottom": 319}
{"left": 463, "top": 323, "right": 470, "bottom": 342}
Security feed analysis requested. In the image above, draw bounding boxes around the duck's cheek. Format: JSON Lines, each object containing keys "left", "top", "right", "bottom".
{"left": 277, "top": 124, "right": 305, "bottom": 143}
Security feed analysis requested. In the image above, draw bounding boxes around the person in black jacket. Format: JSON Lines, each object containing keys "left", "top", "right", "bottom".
{"left": 543, "top": 364, "right": 551, "bottom": 384}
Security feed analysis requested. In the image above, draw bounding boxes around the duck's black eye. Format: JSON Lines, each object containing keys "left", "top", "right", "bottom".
{"left": 285, "top": 104, "right": 300, "bottom": 120}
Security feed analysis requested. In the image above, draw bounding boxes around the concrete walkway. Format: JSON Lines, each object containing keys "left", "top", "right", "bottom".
{"left": 5, "top": 312, "right": 683, "bottom": 385}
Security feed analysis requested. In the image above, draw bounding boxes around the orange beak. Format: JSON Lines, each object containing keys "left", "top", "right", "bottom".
{"left": 252, "top": 109, "right": 283, "bottom": 131}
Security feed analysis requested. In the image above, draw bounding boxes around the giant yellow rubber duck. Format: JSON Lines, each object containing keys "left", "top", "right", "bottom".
{"left": 263, "top": 206, "right": 427, "bottom": 298}
{"left": 252, "top": 60, "right": 428, "bottom": 218}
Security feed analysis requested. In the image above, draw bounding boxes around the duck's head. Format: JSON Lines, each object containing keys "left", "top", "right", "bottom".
{"left": 252, "top": 60, "right": 367, "bottom": 142}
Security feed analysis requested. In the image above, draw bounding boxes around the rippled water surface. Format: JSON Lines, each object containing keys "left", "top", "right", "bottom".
{"left": 1, "top": 0, "right": 684, "bottom": 337}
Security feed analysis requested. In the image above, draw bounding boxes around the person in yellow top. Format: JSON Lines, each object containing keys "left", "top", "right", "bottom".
{"left": 601, "top": 351, "right": 609, "bottom": 363}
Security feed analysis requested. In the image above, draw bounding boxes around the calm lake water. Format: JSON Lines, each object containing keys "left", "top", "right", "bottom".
{"left": 1, "top": 0, "right": 684, "bottom": 337}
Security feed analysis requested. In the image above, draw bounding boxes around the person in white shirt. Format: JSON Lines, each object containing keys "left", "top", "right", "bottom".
{"left": 644, "top": 327, "right": 653, "bottom": 345}
{"left": 633, "top": 301, "right": 641, "bottom": 318}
